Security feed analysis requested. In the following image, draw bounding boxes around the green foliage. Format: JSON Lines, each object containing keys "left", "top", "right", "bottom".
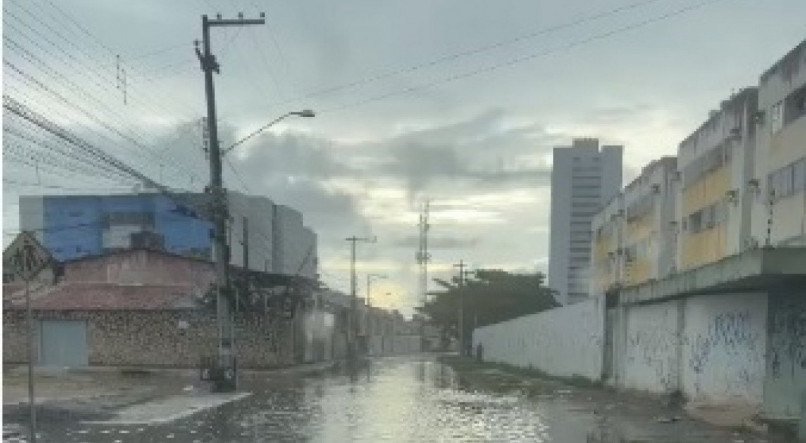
{"left": 416, "top": 269, "right": 558, "bottom": 339}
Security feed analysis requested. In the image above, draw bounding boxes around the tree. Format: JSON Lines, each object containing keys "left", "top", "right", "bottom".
{"left": 416, "top": 269, "right": 558, "bottom": 342}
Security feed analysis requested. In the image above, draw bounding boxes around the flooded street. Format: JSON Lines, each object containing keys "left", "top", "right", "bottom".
{"left": 11, "top": 355, "right": 776, "bottom": 442}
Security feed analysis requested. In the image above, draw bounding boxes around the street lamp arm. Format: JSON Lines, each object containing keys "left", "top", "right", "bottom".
{"left": 222, "top": 109, "right": 315, "bottom": 156}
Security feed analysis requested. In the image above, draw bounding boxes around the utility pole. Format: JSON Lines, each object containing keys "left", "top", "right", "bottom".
{"left": 454, "top": 259, "right": 466, "bottom": 357}
{"left": 242, "top": 216, "right": 249, "bottom": 271}
{"left": 196, "top": 11, "right": 265, "bottom": 392}
{"left": 346, "top": 236, "right": 375, "bottom": 361}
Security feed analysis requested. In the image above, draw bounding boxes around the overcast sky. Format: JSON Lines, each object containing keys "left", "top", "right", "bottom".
{"left": 3, "top": 0, "right": 805, "bottom": 315}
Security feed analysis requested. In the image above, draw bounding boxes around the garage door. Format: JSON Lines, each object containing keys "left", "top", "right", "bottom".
{"left": 40, "top": 320, "right": 88, "bottom": 367}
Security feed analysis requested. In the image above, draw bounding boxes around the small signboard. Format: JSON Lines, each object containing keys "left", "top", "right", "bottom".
{"left": 3, "top": 232, "right": 52, "bottom": 282}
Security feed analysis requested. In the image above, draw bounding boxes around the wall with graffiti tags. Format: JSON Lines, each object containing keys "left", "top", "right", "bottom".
{"left": 681, "top": 292, "right": 767, "bottom": 405}
{"left": 621, "top": 300, "right": 682, "bottom": 393}
{"left": 763, "top": 289, "right": 806, "bottom": 419}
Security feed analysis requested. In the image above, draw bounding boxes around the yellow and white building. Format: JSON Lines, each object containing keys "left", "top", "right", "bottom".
{"left": 676, "top": 88, "right": 758, "bottom": 271}
{"left": 590, "top": 157, "right": 678, "bottom": 294}
{"left": 588, "top": 39, "right": 805, "bottom": 293}
{"left": 622, "top": 157, "right": 678, "bottom": 285}
{"left": 590, "top": 194, "right": 623, "bottom": 296}
{"left": 751, "top": 41, "right": 806, "bottom": 247}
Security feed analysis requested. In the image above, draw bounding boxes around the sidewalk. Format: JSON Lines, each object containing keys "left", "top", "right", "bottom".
{"left": 440, "top": 356, "right": 797, "bottom": 442}
{"left": 2, "top": 360, "right": 335, "bottom": 426}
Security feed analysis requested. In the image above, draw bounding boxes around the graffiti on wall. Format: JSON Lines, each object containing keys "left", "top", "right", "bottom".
{"left": 626, "top": 308, "right": 678, "bottom": 391}
{"left": 767, "top": 296, "right": 806, "bottom": 379}
{"left": 687, "top": 310, "right": 760, "bottom": 375}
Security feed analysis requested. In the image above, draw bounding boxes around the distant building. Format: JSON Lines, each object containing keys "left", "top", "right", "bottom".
{"left": 751, "top": 40, "right": 806, "bottom": 247}
{"left": 549, "top": 138, "right": 622, "bottom": 305}
{"left": 18, "top": 191, "right": 318, "bottom": 279}
{"left": 676, "top": 88, "right": 758, "bottom": 271}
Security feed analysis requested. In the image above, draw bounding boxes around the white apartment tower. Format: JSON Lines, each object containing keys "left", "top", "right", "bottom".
{"left": 549, "top": 138, "right": 622, "bottom": 305}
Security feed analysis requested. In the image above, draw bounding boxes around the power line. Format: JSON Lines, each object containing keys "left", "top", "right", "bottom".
{"left": 3, "top": 179, "right": 135, "bottom": 192}
{"left": 1, "top": 17, "right": 204, "bottom": 184}
{"left": 3, "top": 37, "right": 202, "bottom": 184}
{"left": 265, "top": 0, "right": 672, "bottom": 109}
{"left": 4, "top": 60, "right": 199, "bottom": 183}
{"left": 319, "top": 0, "right": 726, "bottom": 114}
{"left": 26, "top": 0, "right": 201, "bottom": 117}
{"left": 4, "top": 94, "right": 207, "bottom": 217}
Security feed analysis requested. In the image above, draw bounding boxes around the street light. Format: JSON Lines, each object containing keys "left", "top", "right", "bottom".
{"left": 222, "top": 109, "right": 315, "bottom": 156}
{"left": 366, "top": 273, "right": 387, "bottom": 308}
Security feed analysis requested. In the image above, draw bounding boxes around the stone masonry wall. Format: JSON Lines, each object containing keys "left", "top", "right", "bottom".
{"left": 3, "top": 309, "right": 296, "bottom": 369}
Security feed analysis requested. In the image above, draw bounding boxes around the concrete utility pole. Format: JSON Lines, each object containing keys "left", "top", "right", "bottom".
{"left": 454, "top": 259, "right": 466, "bottom": 357}
{"left": 196, "top": 11, "right": 265, "bottom": 392}
{"left": 346, "top": 236, "right": 375, "bottom": 360}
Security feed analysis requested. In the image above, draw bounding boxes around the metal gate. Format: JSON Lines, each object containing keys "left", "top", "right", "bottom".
{"left": 39, "top": 320, "right": 88, "bottom": 367}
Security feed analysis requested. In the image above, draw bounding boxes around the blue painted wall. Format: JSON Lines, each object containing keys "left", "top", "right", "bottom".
{"left": 41, "top": 194, "right": 213, "bottom": 262}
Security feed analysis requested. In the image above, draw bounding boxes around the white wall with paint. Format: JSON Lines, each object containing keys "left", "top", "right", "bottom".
{"left": 681, "top": 292, "right": 767, "bottom": 406}
{"left": 621, "top": 300, "right": 681, "bottom": 394}
{"left": 472, "top": 298, "right": 605, "bottom": 381}
{"left": 763, "top": 289, "right": 806, "bottom": 419}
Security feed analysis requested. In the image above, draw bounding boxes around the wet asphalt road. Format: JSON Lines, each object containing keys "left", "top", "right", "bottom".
{"left": 6, "top": 355, "right": 776, "bottom": 442}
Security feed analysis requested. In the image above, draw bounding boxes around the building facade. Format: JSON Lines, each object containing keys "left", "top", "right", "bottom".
{"left": 590, "top": 194, "right": 623, "bottom": 297}
{"left": 622, "top": 157, "right": 678, "bottom": 286}
{"left": 751, "top": 40, "right": 806, "bottom": 247}
{"left": 676, "top": 88, "right": 758, "bottom": 271}
{"left": 19, "top": 191, "right": 318, "bottom": 279}
{"left": 549, "top": 138, "right": 622, "bottom": 305}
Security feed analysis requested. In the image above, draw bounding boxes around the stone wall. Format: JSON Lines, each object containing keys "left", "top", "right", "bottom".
{"left": 472, "top": 297, "right": 605, "bottom": 381}
{"left": 3, "top": 309, "right": 297, "bottom": 369}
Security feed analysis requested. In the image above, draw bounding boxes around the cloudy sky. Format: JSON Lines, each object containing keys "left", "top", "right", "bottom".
{"left": 2, "top": 0, "right": 805, "bottom": 314}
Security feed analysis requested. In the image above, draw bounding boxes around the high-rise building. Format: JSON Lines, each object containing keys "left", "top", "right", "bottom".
{"left": 549, "top": 138, "right": 622, "bottom": 305}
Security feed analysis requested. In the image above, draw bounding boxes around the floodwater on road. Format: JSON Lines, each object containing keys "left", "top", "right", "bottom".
{"left": 10, "top": 355, "right": 774, "bottom": 442}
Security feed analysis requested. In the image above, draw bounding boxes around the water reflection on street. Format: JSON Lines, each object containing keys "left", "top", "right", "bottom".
{"left": 38, "top": 355, "right": 771, "bottom": 442}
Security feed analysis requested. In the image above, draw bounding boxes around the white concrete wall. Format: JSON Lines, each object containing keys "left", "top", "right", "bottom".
{"left": 622, "top": 300, "right": 681, "bottom": 394}
{"left": 473, "top": 298, "right": 605, "bottom": 380}
{"left": 612, "top": 291, "right": 768, "bottom": 406}
{"left": 763, "top": 288, "right": 806, "bottom": 420}
{"left": 681, "top": 292, "right": 767, "bottom": 406}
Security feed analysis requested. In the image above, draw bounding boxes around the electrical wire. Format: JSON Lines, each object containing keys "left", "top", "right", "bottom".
{"left": 319, "top": 0, "right": 726, "bottom": 114}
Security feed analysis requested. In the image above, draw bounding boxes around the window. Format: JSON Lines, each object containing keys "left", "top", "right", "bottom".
{"left": 689, "top": 210, "right": 703, "bottom": 233}
{"left": 794, "top": 158, "right": 806, "bottom": 191}
{"left": 702, "top": 205, "right": 715, "bottom": 229}
{"left": 768, "top": 157, "right": 806, "bottom": 201}
{"left": 784, "top": 84, "right": 806, "bottom": 125}
{"left": 770, "top": 101, "right": 784, "bottom": 134}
